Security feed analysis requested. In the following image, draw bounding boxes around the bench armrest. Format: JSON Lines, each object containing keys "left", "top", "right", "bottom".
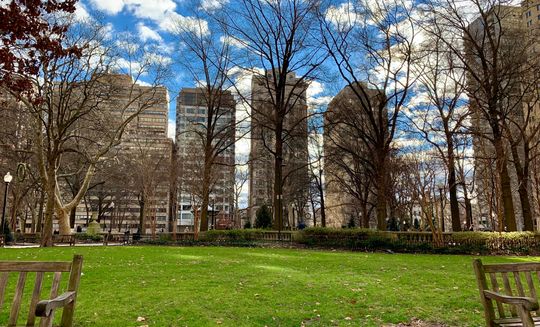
{"left": 484, "top": 290, "right": 539, "bottom": 311}
{"left": 35, "top": 291, "right": 77, "bottom": 317}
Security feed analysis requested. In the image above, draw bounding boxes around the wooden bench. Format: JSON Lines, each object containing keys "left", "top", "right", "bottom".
{"left": 52, "top": 235, "right": 75, "bottom": 246}
{"left": 474, "top": 259, "right": 540, "bottom": 326}
{"left": 0, "top": 254, "right": 83, "bottom": 327}
{"left": 102, "top": 233, "right": 131, "bottom": 245}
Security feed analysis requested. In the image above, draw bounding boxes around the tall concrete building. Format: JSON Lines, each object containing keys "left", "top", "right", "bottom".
{"left": 323, "top": 82, "right": 386, "bottom": 228}
{"left": 467, "top": 5, "right": 533, "bottom": 231}
{"left": 74, "top": 73, "right": 172, "bottom": 234}
{"left": 248, "top": 71, "right": 309, "bottom": 226}
{"left": 175, "top": 88, "right": 236, "bottom": 230}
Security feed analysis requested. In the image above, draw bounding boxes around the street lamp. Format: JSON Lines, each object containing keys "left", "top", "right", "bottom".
{"left": 109, "top": 201, "right": 114, "bottom": 234}
{"left": 1, "top": 172, "right": 13, "bottom": 241}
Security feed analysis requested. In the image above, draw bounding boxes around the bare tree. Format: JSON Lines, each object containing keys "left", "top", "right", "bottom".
{"left": 424, "top": 0, "right": 540, "bottom": 230}
{"left": 3, "top": 19, "right": 170, "bottom": 246}
{"left": 172, "top": 7, "right": 239, "bottom": 232}
{"left": 232, "top": 166, "right": 249, "bottom": 229}
{"left": 408, "top": 29, "right": 470, "bottom": 231}
{"left": 307, "top": 124, "right": 326, "bottom": 227}
{"left": 318, "top": 0, "right": 419, "bottom": 230}
{"left": 219, "top": 0, "right": 326, "bottom": 231}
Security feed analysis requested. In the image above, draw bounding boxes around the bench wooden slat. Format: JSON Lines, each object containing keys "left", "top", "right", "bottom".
{"left": 485, "top": 264, "right": 540, "bottom": 273}
{"left": 8, "top": 272, "right": 27, "bottom": 326}
{"left": 60, "top": 254, "right": 83, "bottom": 326}
{"left": 39, "top": 271, "right": 63, "bottom": 327}
{"left": 27, "top": 272, "right": 44, "bottom": 327}
{"left": 491, "top": 272, "right": 507, "bottom": 318}
{"left": 514, "top": 272, "right": 526, "bottom": 297}
{"left": 0, "top": 272, "right": 8, "bottom": 313}
{"left": 502, "top": 272, "right": 518, "bottom": 317}
{"left": 524, "top": 271, "right": 539, "bottom": 316}
{"left": 0, "top": 262, "right": 72, "bottom": 272}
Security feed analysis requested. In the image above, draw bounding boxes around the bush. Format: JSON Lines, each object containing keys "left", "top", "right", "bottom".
{"left": 255, "top": 205, "right": 272, "bottom": 229}
{"left": 74, "top": 233, "right": 103, "bottom": 242}
{"left": 297, "top": 227, "right": 397, "bottom": 250}
{"left": 200, "top": 229, "right": 266, "bottom": 242}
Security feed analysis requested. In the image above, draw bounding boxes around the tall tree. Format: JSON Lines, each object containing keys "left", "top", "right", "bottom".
{"left": 220, "top": 0, "right": 325, "bottom": 231}
{"left": 408, "top": 30, "right": 470, "bottom": 231}
{"left": 319, "top": 0, "right": 419, "bottom": 230}
{"left": 2, "top": 19, "right": 169, "bottom": 246}
{"left": 425, "top": 0, "right": 539, "bottom": 230}
{"left": 172, "top": 9, "right": 238, "bottom": 232}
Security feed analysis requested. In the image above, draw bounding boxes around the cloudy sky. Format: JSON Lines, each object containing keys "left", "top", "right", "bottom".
{"left": 75, "top": 0, "right": 333, "bottom": 154}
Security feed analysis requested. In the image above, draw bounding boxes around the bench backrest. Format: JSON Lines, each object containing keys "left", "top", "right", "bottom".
{"left": 0, "top": 255, "right": 83, "bottom": 327}
{"left": 474, "top": 259, "right": 540, "bottom": 323}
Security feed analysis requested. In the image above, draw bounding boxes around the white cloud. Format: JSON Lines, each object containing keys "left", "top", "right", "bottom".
{"left": 307, "top": 80, "right": 324, "bottom": 98}
{"left": 220, "top": 35, "right": 247, "bottom": 49}
{"left": 200, "top": 0, "right": 228, "bottom": 11}
{"left": 325, "top": 2, "right": 360, "bottom": 30}
{"left": 124, "top": 0, "right": 177, "bottom": 21}
{"left": 144, "top": 52, "right": 172, "bottom": 65}
{"left": 159, "top": 12, "right": 209, "bottom": 36}
{"left": 89, "top": 0, "right": 125, "bottom": 15}
{"left": 137, "top": 23, "right": 163, "bottom": 42}
{"left": 168, "top": 119, "right": 176, "bottom": 140}
{"left": 74, "top": 2, "right": 92, "bottom": 22}
{"left": 307, "top": 81, "right": 332, "bottom": 110}
{"left": 115, "top": 58, "right": 142, "bottom": 73}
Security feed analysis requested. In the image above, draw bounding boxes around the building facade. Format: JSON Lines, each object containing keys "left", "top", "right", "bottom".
{"left": 248, "top": 70, "right": 309, "bottom": 227}
{"left": 73, "top": 73, "right": 172, "bottom": 234}
{"left": 467, "top": 5, "right": 537, "bottom": 231}
{"left": 175, "top": 88, "right": 236, "bottom": 230}
{"left": 323, "top": 82, "right": 386, "bottom": 228}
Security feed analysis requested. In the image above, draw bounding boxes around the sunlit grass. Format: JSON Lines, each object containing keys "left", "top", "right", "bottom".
{"left": 0, "top": 246, "right": 536, "bottom": 326}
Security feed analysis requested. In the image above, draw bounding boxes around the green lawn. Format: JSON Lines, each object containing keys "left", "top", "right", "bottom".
{"left": 0, "top": 246, "right": 535, "bottom": 327}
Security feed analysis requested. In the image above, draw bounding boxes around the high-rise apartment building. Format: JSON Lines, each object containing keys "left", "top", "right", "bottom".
{"left": 74, "top": 73, "right": 172, "bottom": 234}
{"left": 324, "top": 82, "right": 386, "bottom": 228}
{"left": 248, "top": 71, "right": 309, "bottom": 226}
{"left": 466, "top": 5, "right": 532, "bottom": 231}
{"left": 175, "top": 88, "right": 236, "bottom": 230}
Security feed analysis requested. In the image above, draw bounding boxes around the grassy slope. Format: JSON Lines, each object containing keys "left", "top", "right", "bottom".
{"left": 0, "top": 246, "right": 536, "bottom": 327}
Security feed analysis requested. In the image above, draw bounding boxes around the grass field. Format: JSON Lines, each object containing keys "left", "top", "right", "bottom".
{"left": 0, "top": 246, "right": 536, "bottom": 327}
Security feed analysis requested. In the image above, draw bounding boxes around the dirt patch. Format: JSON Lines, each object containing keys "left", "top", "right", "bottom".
{"left": 383, "top": 318, "right": 448, "bottom": 327}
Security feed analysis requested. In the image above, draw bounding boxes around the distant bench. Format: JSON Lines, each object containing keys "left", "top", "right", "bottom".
{"left": 102, "top": 233, "right": 132, "bottom": 245}
{"left": 52, "top": 235, "right": 76, "bottom": 246}
{"left": 0, "top": 254, "right": 83, "bottom": 327}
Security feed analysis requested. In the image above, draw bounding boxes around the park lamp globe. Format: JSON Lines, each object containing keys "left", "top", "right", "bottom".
{"left": 4, "top": 172, "right": 12, "bottom": 184}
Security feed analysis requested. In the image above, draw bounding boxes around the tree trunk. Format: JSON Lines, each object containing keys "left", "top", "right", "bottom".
{"left": 509, "top": 142, "right": 534, "bottom": 231}
{"left": 199, "top": 162, "right": 212, "bottom": 232}
{"left": 55, "top": 206, "right": 71, "bottom": 235}
{"left": 318, "top": 172, "right": 326, "bottom": 228}
{"left": 69, "top": 208, "right": 76, "bottom": 230}
{"left": 36, "top": 189, "right": 44, "bottom": 233}
{"left": 41, "top": 177, "right": 55, "bottom": 247}
{"left": 138, "top": 197, "right": 145, "bottom": 234}
{"left": 273, "top": 123, "right": 284, "bottom": 232}
{"left": 447, "top": 150, "right": 461, "bottom": 231}
{"left": 494, "top": 135, "right": 517, "bottom": 231}
{"left": 376, "top": 155, "right": 387, "bottom": 230}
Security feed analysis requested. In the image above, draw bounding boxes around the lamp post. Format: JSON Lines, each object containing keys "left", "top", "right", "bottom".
{"left": 439, "top": 186, "right": 445, "bottom": 232}
{"left": 1, "top": 172, "right": 13, "bottom": 239}
{"left": 109, "top": 201, "right": 114, "bottom": 234}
